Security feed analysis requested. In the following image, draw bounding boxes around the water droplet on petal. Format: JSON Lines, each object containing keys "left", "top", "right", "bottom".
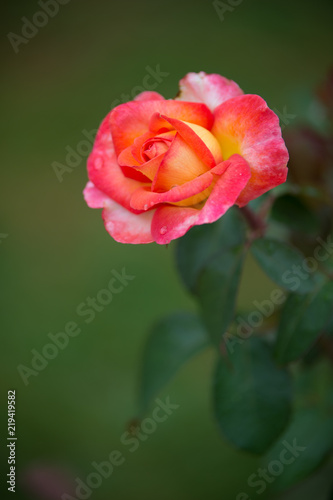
{"left": 144, "top": 204, "right": 148, "bottom": 211}
{"left": 95, "top": 157, "right": 103, "bottom": 170}
{"left": 160, "top": 226, "right": 168, "bottom": 235}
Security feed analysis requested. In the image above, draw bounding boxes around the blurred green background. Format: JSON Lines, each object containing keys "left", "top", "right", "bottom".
{"left": 1, "top": 0, "right": 333, "bottom": 498}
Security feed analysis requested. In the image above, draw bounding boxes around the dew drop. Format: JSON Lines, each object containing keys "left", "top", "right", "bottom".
{"left": 95, "top": 157, "right": 103, "bottom": 170}
{"left": 144, "top": 204, "right": 148, "bottom": 211}
{"left": 160, "top": 226, "right": 168, "bottom": 235}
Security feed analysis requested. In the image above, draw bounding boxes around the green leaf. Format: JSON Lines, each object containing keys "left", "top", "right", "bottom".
{"left": 271, "top": 194, "right": 319, "bottom": 234}
{"left": 213, "top": 337, "right": 292, "bottom": 454}
{"left": 139, "top": 312, "right": 209, "bottom": 413}
{"left": 264, "top": 409, "right": 333, "bottom": 493}
{"left": 326, "top": 313, "right": 333, "bottom": 337}
{"left": 175, "top": 207, "right": 246, "bottom": 292}
{"left": 299, "top": 185, "right": 333, "bottom": 207}
{"left": 196, "top": 245, "right": 245, "bottom": 347}
{"left": 275, "top": 281, "right": 333, "bottom": 364}
{"left": 251, "top": 237, "right": 319, "bottom": 294}
{"left": 294, "top": 359, "right": 333, "bottom": 411}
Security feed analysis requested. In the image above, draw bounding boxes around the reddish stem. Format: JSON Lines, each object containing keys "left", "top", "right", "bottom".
{"left": 240, "top": 206, "right": 267, "bottom": 240}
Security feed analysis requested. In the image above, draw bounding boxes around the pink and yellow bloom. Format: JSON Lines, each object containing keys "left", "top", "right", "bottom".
{"left": 84, "top": 72, "right": 289, "bottom": 244}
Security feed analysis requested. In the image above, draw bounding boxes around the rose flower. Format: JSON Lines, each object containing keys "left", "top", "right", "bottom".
{"left": 84, "top": 72, "right": 289, "bottom": 244}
